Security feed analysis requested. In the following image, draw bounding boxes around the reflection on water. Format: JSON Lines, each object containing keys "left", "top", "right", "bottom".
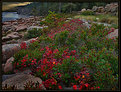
{"left": 3, "top": 12, "right": 18, "bottom": 18}
{"left": 2, "top": 12, "right": 29, "bottom": 22}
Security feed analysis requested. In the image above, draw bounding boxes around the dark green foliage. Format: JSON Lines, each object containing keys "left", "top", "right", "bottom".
{"left": 29, "top": 48, "right": 43, "bottom": 61}
{"left": 110, "top": 24, "right": 118, "bottom": 29}
{"left": 81, "top": 48, "right": 118, "bottom": 90}
{"left": 54, "top": 30, "right": 69, "bottom": 46}
{"left": 13, "top": 48, "right": 43, "bottom": 67}
{"left": 38, "top": 36, "right": 53, "bottom": 47}
{"left": 13, "top": 49, "right": 30, "bottom": 63}
{"left": 24, "top": 28, "right": 42, "bottom": 39}
{"left": 55, "top": 56, "right": 82, "bottom": 86}
{"left": 62, "top": 3, "right": 76, "bottom": 13}
{"left": 29, "top": 41, "right": 41, "bottom": 50}
{"left": 30, "top": 6, "right": 39, "bottom": 16}
{"left": 42, "top": 11, "right": 66, "bottom": 28}
{"left": 81, "top": 10, "right": 95, "bottom": 15}
{"left": 54, "top": 30, "right": 82, "bottom": 50}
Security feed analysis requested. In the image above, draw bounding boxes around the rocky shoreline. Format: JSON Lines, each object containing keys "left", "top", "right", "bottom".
{"left": 2, "top": 16, "right": 46, "bottom": 89}
{"left": 2, "top": 16, "right": 44, "bottom": 44}
{"left": 2, "top": 16, "right": 47, "bottom": 73}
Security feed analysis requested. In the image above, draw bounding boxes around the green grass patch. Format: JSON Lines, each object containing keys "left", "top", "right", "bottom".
{"left": 74, "top": 14, "right": 118, "bottom": 25}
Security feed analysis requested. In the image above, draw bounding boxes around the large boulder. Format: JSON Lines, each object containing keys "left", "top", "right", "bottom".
{"left": 2, "top": 69, "right": 32, "bottom": 82}
{"left": 98, "top": 7, "right": 105, "bottom": 13}
{"left": 2, "top": 74, "right": 17, "bottom": 82}
{"left": 5, "top": 30, "right": 12, "bottom": 35}
{"left": 91, "top": 3, "right": 118, "bottom": 15}
{"left": 92, "top": 6, "right": 98, "bottom": 12}
{"left": 2, "top": 25, "right": 16, "bottom": 33}
{"left": 2, "top": 32, "right": 21, "bottom": 42}
{"left": 110, "top": 5, "right": 118, "bottom": 16}
{"left": 2, "top": 25, "right": 12, "bottom": 33}
{"left": 6, "top": 39, "right": 19, "bottom": 44}
{"left": 105, "top": 3, "right": 118, "bottom": 15}
{"left": 105, "top": 4, "right": 111, "bottom": 12}
{"left": 111, "top": 6, "right": 118, "bottom": 13}
{"left": 2, "top": 74, "right": 46, "bottom": 90}
{"left": 7, "top": 35, "right": 20, "bottom": 40}
{"left": 2, "top": 38, "right": 38, "bottom": 63}
{"left": 4, "top": 57, "right": 14, "bottom": 73}
{"left": 16, "top": 25, "right": 27, "bottom": 32}
{"left": 2, "top": 22, "right": 11, "bottom": 25}
{"left": 2, "top": 44, "right": 20, "bottom": 63}
{"left": 12, "top": 22, "right": 18, "bottom": 25}
{"left": 81, "top": 8, "right": 86, "bottom": 12}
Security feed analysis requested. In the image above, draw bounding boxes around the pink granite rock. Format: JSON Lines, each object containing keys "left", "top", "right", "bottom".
{"left": 2, "top": 22, "right": 11, "bottom": 25}
{"left": 2, "top": 44, "right": 20, "bottom": 63}
{"left": 2, "top": 38, "right": 38, "bottom": 63}
{"left": 4, "top": 57, "right": 14, "bottom": 73}
{"left": 2, "top": 32, "right": 21, "bottom": 42}
{"left": 16, "top": 25, "right": 27, "bottom": 32}
{"left": 2, "top": 74, "right": 46, "bottom": 90}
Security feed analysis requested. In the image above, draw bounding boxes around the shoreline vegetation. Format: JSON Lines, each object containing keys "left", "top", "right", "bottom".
{"left": 2, "top": 2, "right": 119, "bottom": 91}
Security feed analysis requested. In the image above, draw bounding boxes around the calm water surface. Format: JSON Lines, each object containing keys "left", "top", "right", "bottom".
{"left": 2, "top": 12, "right": 29, "bottom": 22}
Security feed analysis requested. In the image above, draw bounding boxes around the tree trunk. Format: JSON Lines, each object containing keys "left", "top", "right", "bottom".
{"left": 58, "top": 2, "right": 61, "bottom": 13}
{"left": 70, "top": 3, "right": 72, "bottom": 13}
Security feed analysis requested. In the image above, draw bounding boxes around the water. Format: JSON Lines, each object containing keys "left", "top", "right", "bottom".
{"left": 2, "top": 12, "right": 29, "bottom": 22}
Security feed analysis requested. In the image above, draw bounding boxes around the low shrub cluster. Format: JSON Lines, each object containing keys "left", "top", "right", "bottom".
{"left": 81, "top": 10, "right": 95, "bottom": 15}
{"left": 12, "top": 12, "right": 118, "bottom": 91}
{"left": 40, "top": 11, "right": 66, "bottom": 29}
{"left": 24, "top": 28, "right": 42, "bottom": 39}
